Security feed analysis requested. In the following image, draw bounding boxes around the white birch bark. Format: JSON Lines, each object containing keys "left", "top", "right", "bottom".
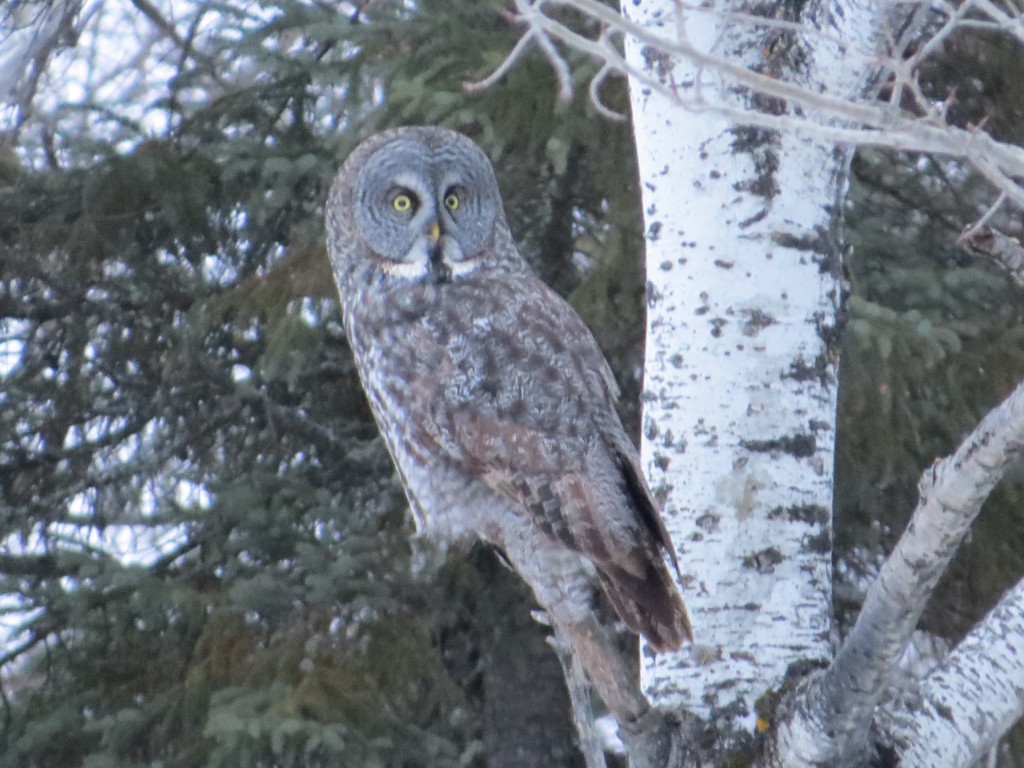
{"left": 878, "top": 576, "right": 1024, "bottom": 767}
{"left": 770, "top": 375, "right": 1024, "bottom": 765}
{"left": 478, "top": 3, "right": 1024, "bottom": 764}
{"left": 621, "top": 0, "right": 881, "bottom": 722}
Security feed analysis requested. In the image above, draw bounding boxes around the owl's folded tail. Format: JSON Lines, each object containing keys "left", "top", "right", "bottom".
{"left": 598, "top": 557, "right": 693, "bottom": 652}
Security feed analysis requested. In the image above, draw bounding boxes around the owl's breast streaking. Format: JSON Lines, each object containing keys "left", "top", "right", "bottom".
{"left": 346, "top": 267, "right": 615, "bottom": 437}
{"left": 340, "top": 271, "right": 522, "bottom": 539}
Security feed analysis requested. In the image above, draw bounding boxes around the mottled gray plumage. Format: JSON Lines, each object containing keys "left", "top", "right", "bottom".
{"left": 326, "top": 126, "right": 691, "bottom": 652}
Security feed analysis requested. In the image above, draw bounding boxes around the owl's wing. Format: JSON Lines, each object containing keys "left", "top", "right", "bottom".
{"left": 443, "top": 404, "right": 691, "bottom": 650}
{"left": 428, "top": 277, "right": 691, "bottom": 649}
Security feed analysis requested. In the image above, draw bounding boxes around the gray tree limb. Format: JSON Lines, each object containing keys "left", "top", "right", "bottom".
{"left": 773, "top": 378, "right": 1024, "bottom": 767}
{"left": 549, "top": 625, "right": 608, "bottom": 768}
{"left": 877, "top": 575, "right": 1024, "bottom": 767}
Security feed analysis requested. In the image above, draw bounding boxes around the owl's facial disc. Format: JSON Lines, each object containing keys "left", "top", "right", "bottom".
{"left": 355, "top": 139, "right": 499, "bottom": 283}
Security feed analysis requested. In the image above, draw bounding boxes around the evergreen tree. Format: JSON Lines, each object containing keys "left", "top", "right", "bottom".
{"left": 0, "top": 2, "right": 640, "bottom": 765}
{"left": 2, "top": 1, "right": 1023, "bottom": 765}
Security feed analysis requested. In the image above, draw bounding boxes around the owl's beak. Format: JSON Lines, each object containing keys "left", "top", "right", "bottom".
{"left": 425, "top": 219, "right": 451, "bottom": 284}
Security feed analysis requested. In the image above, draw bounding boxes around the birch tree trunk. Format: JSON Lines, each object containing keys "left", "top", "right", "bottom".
{"left": 465, "top": 0, "right": 1024, "bottom": 762}
{"left": 622, "top": 0, "right": 881, "bottom": 723}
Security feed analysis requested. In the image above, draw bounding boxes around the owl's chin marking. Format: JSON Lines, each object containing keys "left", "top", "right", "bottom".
{"left": 379, "top": 259, "right": 431, "bottom": 280}
{"left": 378, "top": 255, "right": 484, "bottom": 282}
{"left": 378, "top": 259, "right": 431, "bottom": 280}
{"left": 447, "top": 255, "right": 484, "bottom": 278}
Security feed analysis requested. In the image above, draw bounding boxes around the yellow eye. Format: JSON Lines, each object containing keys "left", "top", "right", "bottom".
{"left": 444, "top": 192, "right": 460, "bottom": 211}
{"left": 392, "top": 193, "right": 413, "bottom": 212}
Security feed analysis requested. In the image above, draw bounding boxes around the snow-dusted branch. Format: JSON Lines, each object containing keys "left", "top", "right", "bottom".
{"left": 0, "top": 0, "right": 85, "bottom": 125}
{"left": 877, "top": 575, "right": 1024, "bottom": 767}
{"left": 466, "top": 0, "right": 1024, "bottom": 209}
{"left": 773, "top": 378, "right": 1024, "bottom": 766}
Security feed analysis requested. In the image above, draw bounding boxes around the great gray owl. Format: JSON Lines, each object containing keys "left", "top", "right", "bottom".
{"left": 325, "top": 126, "right": 691, "bottom": 656}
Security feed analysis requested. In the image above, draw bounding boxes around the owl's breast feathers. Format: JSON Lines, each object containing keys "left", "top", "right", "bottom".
{"left": 346, "top": 271, "right": 692, "bottom": 651}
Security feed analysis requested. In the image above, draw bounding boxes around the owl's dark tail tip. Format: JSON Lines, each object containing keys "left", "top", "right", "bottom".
{"left": 642, "top": 591, "right": 693, "bottom": 653}
{"left": 599, "top": 559, "right": 693, "bottom": 653}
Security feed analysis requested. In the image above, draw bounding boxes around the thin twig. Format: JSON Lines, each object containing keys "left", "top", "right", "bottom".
{"left": 909, "top": 0, "right": 976, "bottom": 66}
{"left": 464, "top": 27, "right": 537, "bottom": 92}
{"left": 958, "top": 191, "right": 1008, "bottom": 244}
{"left": 526, "top": 2, "right": 575, "bottom": 102}
{"left": 128, "top": 0, "right": 222, "bottom": 80}
{"left": 467, "top": 0, "right": 1024, "bottom": 211}
{"left": 589, "top": 61, "right": 626, "bottom": 121}
{"left": 973, "top": 0, "right": 1024, "bottom": 44}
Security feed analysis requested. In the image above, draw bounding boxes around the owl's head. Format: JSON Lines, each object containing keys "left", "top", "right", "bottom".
{"left": 327, "top": 127, "right": 517, "bottom": 288}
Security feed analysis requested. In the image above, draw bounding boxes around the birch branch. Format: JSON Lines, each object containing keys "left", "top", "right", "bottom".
{"left": 877, "top": 575, "right": 1024, "bottom": 767}
{"left": 772, "top": 378, "right": 1024, "bottom": 766}
{"left": 465, "top": 0, "right": 1024, "bottom": 210}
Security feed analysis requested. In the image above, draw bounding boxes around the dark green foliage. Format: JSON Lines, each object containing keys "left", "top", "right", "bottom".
{"left": 836, "top": 28, "right": 1024, "bottom": 648}
{"left": 836, "top": 36, "right": 1024, "bottom": 762}
{"left": 0, "top": 2, "right": 640, "bottom": 766}
{"left": 838, "top": 146, "right": 1024, "bottom": 636}
{"left": 837, "top": 150, "right": 1024, "bottom": 755}
{"left": 4, "top": 1, "right": 1024, "bottom": 765}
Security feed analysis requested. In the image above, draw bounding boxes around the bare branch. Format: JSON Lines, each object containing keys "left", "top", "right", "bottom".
{"left": 548, "top": 625, "right": 608, "bottom": 768}
{"left": 959, "top": 192, "right": 1008, "bottom": 246}
{"left": 775, "top": 378, "right": 1024, "bottom": 765}
{"left": 0, "top": 0, "right": 85, "bottom": 132}
{"left": 468, "top": 0, "right": 1024, "bottom": 210}
{"left": 877, "top": 576, "right": 1024, "bottom": 767}
{"left": 464, "top": 26, "right": 538, "bottom": 93}
{"left": 127, "top": 0, "right": 223, "bottom": 80}
{"left": 972, "top": 0, "right": 1024, "bottom": 45}
{"left": 528, "top": 12, "right": 574, "bottom": 101}
{"left": 908, "top": 0, "right": 974, "bottom": 66}
{"left": 0, "top": 551, "right": 103, "bottom": 579}
{"left": 588, "top": 60, "right": 627, "bottom": 122}
{"left": 0, "top": 631, "right": 48, "bottom": 669}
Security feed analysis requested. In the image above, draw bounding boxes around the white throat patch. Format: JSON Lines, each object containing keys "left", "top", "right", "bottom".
{"left": 379, "top": 259, "right": 432, "bottom": 279}
{"left": 378, "top": 236, "right": 484, "bottom": 281}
